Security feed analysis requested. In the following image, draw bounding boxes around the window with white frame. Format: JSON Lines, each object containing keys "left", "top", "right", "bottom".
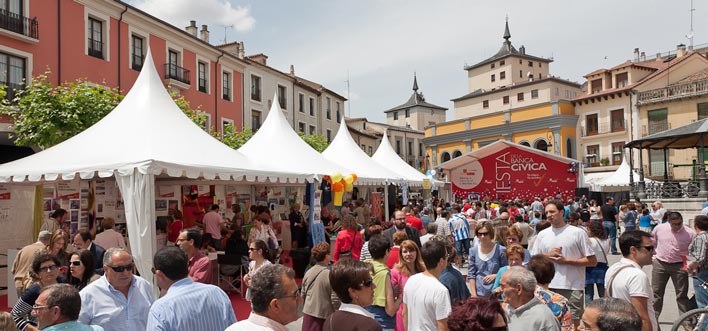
{"left": 336, "top": 102, "right": 341, "bottom": 123}
{"left": 200, "top": 113, "right": 212, "bottom": 132}
{"left": 131, "top": 35, "right": 144, "bottom": 71}
{"left": 298, "top": 122, "right": 306, "bottom": 133}
{"left": 326, "top": 97, "right": 331, "bottom": 120}
{"left": 309, "top": 125, "right": 316, "bottom": 135}
{"left": 251, "top": 74, "right": 261, "bottom": 101}
{"left": 88, "top": 17, "right": 104, "bottom": 59}
{"left": 277, "top": 85, "right": 287, "bottom": 109}
{"left": 252, "top": 110, "right": 262, "bottom": 130}
{"left": 298, "top": 93, "right": 304, "bottom": 113}
{"left": 198, "top": 61, "right": 208, "bottom": 93}
{"left": 0, "top": 51, "right": 26, "bottom": 101}
{"left": 221, "top": 118, "right": 234, "bottom": 133}
{"left": 222, "top": 71, "right": 231, "bottom": 101}
{"left": 309, "top": 97, "right": 314, "bottom": 116}
{"left": 393, "top": 111, "right": 398, "bottom": 120}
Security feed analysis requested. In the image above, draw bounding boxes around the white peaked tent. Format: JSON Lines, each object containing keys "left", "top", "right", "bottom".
{"left": 372, "top": 130, "right": 428, "bottom": 186}
{"left": 321, "top": 119, "right": 401, "bottom": 185}
{"left": 238, "top": 94, "right": 359, "bottom": 181}
{"left": 595, "top": 155, "right": 651, "bottom": 191}
{"left": 0, "top": 50, "right": 304, "bottom": 282}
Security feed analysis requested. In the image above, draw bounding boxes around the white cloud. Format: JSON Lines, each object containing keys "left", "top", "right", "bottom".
{"left": 128, "top": 0, "right": 255, "bottom": 32}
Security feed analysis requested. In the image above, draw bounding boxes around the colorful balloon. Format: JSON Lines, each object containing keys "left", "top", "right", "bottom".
{"left": 332, "top": 182, "right": 344, "bottom": 192}
{"left": 344, "top": 175, "right": 354, "bottom": 185}
{"left": 331, "top": 172, "right": 343, "bottom": 183}
{"left": 351, "top": 174, "right": 358, "bottom": 182}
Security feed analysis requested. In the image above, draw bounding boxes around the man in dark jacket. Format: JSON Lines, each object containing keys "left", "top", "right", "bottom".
{"left": 383, "top": 210, "right": 422, "bottom": 248}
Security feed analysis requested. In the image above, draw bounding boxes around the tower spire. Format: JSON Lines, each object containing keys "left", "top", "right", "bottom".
{"left": 412, "top": 72, "right": 419, "bottom": 92}
{"left": 502, "top": 15, "right": 512, "bottom": 51}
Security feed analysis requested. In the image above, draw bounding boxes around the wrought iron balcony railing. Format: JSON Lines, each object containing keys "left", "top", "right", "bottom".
{"left": 0, "top": 8, "right": 38, "bottom": 39}
{"left": 164, "top": 63, "right": 190, "bottom": 85}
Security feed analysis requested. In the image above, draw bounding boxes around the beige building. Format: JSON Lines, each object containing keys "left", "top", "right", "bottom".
{"left": 348, "top": 118, "right": 426, "bottom": 169}
{"left": 385, "top": 75, "right": 447, "bottom": 130}
{"left": 573, "top": 45, "right": 708, "bottom": 181}
{"left": 425, "top": 20, "right": 581, "bottom": 168}
{"left": 218, "top": 43, "right": 345, "bottom": 139}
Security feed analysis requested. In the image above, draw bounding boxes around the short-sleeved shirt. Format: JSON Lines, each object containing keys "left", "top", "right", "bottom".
{"left": 530, "top": 224, "right": 595, "bottom": 290}
{"left": 434, "top": 217, "right": 451, "bottom": 238}
{"left": 202, "top": 211, "right": 223, "bottom": 240}
{"left": 449, "top": 213, "right": 470, "bottom": 242}
{"left": 439, "top": 264, "right": 471, "bottom": 304}
{"left": 188, "top": 251, "right": 213, "bottom": 284}
{"left": 605, "top": 258, "right": 658, "bottom": 331}
{"left": 652, "top": 223, "right": 695, "bottom": 263}
{"left": 79, "top": 275, "right": 155, "bottom": 331}
{"left": 600, "top": 204, "right": 617, "bottom": 222}
{"left": 403, "top": 273, "right": 452, "bottom": 331}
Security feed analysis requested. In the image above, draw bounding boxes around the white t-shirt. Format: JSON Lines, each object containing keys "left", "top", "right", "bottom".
{"left": 403, "top": 273, "right": 451, "bottom": 331}
{"left": 530, "top": 224, "right": 595, "bottom": 290}
{"left": 605, "top": 258, "right": 658, "bottom": 331}
{"left": 588, "top": 237, "right": 610, "bottom": 264}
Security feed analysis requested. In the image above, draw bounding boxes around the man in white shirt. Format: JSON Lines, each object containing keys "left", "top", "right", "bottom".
{"left": 530, "top": 200, "right": 596, "bottom": 329}
{"left": 94, "top": 218, "right": 126, "bottom": 250}
{"left": 604, "top": 231, "right": 658, "bottom": 331}
{"left": 226, "top": 264, "right": 301, "bottom": 331}
{"left": 402, "top": 240, "right": 452, "bottom": 331}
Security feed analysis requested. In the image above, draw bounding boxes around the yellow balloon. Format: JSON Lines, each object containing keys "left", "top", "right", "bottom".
{"left": 345, "top": 182, "right": 354, "bottom": 192}
{"left": 331, "top": 172, "right": 343, "bottom": 183}
{"left": 344, "top": 175, "right": 354, "bottom": 185}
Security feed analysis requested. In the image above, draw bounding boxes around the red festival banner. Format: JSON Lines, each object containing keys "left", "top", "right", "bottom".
{"left": 450, "top": 145, "right": 577, "bottom": 201}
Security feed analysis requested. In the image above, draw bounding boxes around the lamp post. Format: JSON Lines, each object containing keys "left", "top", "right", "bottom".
{"left": 425, "top": 154, "right": 430, "bottom": 173}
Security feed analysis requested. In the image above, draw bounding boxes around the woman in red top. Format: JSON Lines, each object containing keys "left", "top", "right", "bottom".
{"left": 333, "top": 215, "right": 363, "bottom": 262}
{"left": 168, "top": 210, "right": 184, "bottom": 243}
{"left": 386, "top": 231, "right": 408, "bottom": 269}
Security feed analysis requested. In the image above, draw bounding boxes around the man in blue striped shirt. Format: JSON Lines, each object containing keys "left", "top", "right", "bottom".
{"left": 449, "top": 205, "right": 471, "bottom": 265}
{"left": 147, "top": 246, "right": 236, "bottom": 331}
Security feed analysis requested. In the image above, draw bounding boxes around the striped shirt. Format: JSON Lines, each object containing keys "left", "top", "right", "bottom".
{"left": 450, "top": 213, "right": 470, "bottom": 242}
{"left": 147, "top": 278, "right": 236, "bottom": 331}
{"left": 689, "top": 232, "right": 708, "bottom": 270}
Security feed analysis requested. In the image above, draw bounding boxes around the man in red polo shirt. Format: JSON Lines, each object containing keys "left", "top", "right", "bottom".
{"left": 405, "top": 206, "right": 425, "bottom": 235}
{"left": 176, "top": 228, "right": 212, "bottom": 284}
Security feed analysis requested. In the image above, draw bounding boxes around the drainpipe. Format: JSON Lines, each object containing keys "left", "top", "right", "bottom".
{"left": 117, "top": 6, "right": 128, "bottom": 91}
{"left": 57, "top": 0, "right": 61, "bottom": 83}
{"left": 214, "top": 51, "right": 224, "bottom": 133}
{"left": 241, "top": 68, "right": 245, "bottom": 130}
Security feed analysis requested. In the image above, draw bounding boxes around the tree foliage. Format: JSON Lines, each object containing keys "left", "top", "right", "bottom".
{"left": 0, "top": 72, "right": 123, "bottom": 149}
{"left": 299, "top": 132, "right": 330, "bottom": 152}
{"left": 220, "top": 124, "right": 254, "bottom": 149}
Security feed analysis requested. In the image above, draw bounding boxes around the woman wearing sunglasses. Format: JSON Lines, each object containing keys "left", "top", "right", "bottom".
{"left": 11, "top": 251, "right": 63, "bottom": 331}
{"left": 244, "top": 240, "right": 272, "bottom": 302}
{"left": 324, "top": 258, "right": 382, "bottom": 331}
{"left": 468, "top": 221, "right": 507, "bottom": 297}
{"left": 68, "top": 250, "right": 100, "bottom": 290}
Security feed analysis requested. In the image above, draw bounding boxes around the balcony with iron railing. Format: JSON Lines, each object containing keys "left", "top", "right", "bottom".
{"left": 642, "top": 121, "right": 670, "bottom": 136}
{"left": 637, "top": 78, "right": 708, "bottom": 106}
{"left": 164, "top": 63, "right": 190, "bottom": 89}
{"left": 0, "top": 8, "right": 38, "bottom": 40}
{"left": 581, "top": 120, "right": 627, "bottom": 137}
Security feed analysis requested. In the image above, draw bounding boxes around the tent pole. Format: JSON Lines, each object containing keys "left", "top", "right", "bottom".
{"left": 628, "top": 147, "right": 635, "bottom": 199}
{"left": 699, "top": 134, "right": 708, "bottom": 198}
{"left": 384, "top": 184, "right": 390, "bottom": 222}
{"left": 637, "top": 147, "right": 646, "bottom": 199}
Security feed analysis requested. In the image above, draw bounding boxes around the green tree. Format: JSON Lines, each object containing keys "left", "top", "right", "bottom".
{"left": 299, "top": 133, "right": 330, "bottom": 152}
{"left": 0, "top": 72, "right": 123, "bottom": 149}
{"left": 220, "top": 123, "right": 254, "bottom": 149}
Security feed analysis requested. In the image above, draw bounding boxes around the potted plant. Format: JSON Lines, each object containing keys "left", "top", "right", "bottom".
{"left": 600, "top": 157, "right": 610, "bottom": 166}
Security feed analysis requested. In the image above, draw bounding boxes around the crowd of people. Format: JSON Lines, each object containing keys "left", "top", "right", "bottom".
{"left": 6, "top": 194, "right": 707, "bottom": 331}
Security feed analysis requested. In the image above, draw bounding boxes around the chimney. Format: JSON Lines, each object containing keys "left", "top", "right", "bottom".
{"left": 238, "top": 42, "right": 245, "bottom": 59}
{"left": 640, "top": 52, "right": 646, "bottom": 61}
{"left": 677, "top": 44, "right": 687, "bottom": 58}
{"left": 633, "top": 48, "right": 640, "bottom": 62}
{"left": 185, "top": 20, "right": 197, "bottom": 36}
{"left": 249, "top": 54, "right": 268, "bottom": 65}
{"left": 200, "top": 24, "right": 209, "bottom": 43}
{"left": 289, "top": 64, "right": 295, "bottom": 76}
{"left": 519, "top": 45, "right": 526, "bottom": 55}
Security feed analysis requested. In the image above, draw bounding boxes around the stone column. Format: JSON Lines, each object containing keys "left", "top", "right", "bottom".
{"left": 637, "top": 147, "right": 647, "bottom": 199}
{"left": 699, "top": 134, "right": 708, "bottom": 198}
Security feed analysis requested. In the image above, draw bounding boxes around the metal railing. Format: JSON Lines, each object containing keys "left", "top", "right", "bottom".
{"left": 638, "top": 78, "right": 708, "bottom": 106}
{"left": 164, "top": 63, "right": 190, "bottom": 85}
{"left": 582, "top": 120, "right": 627, "bottom": 137}
{"left": 636, "top": 180, "right": 702, "bottom": 199}
{"left": 0, "top": 8, "right": 38, "bottom": 39}
{"left": 88, "top": 38, "right": 103, "bottom": 59}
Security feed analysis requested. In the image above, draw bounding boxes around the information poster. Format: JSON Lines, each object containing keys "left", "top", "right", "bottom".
{"left": 370, "top": 192, "right": 382, "bottom": 222}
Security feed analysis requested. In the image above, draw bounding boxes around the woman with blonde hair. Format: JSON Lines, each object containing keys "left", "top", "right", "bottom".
{"left": 45, "top": 229, "right": 70, "bottom": 267}
{"left": 0, "top": 311, "right": 15, "bottom": 331}
{"left": 391, "top": 240, "right": 425, "bottom": 331}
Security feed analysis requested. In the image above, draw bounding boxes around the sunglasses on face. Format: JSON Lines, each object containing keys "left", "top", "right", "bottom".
{"left": 249, "top": 248, "right": 258, "bottom": 251}
{"left": 70, "top": 261, "right": 82, "bottom": 266}
{"left": 106, "top": 263, "right": 134, "bottom": 272}
{"left": 39, "top": 265, "right": 58, "bottom": 273}
{"left": 360, "top": 278, "right": 374, "bottom": 288}
{"left": 477, "top": 231, "right": 490, "bottom": 237}
{"left": 637, "top": 245, "right": 655, "bottom": 252}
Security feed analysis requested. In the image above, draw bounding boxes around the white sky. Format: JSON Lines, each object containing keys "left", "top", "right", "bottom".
{"left": 125, "top": 0, "right": 705, "bottom": 123}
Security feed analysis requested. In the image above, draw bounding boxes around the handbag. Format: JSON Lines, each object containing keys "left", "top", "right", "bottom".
{"left": 339, "top": 231, "right": 357, "bottom": 258}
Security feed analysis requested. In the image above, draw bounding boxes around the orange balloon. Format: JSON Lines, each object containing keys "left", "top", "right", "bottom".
{"left": 332, "top": 182, "right": 344, "bottom": 192}
{"left": 351, "top": 174, "right": 358, "bottom": 182}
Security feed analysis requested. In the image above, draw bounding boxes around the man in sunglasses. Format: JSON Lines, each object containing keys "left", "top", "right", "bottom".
{"left": 147, "top": 246, "right": 236, "bottom": 330}
{"left": 650, "top": 211, "right": 695, "bottom": 322}
{"left": 32, "top": 284, "right": 102, "bottom": 330}
{"left": 605, "top": 231, "right": 658, "bottom": 331}
{"left": 78, "top": 247, "right": 154, "bottom": 331}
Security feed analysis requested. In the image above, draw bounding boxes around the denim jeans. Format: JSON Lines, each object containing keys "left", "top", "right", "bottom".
{"left": 603, "top": 221, "right": 618, "bottom": 254}
{"left": 585, "top": 283, "right": 605, "bottom": 306}
{"left": 695, "top": 268, "right": 708, "bottom": 309}
{"left": 455, "top": 238, "right": 470, "bottom": 263}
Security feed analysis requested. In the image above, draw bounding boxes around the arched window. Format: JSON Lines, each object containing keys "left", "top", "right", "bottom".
{"left": 440, "top": 152, "right": 451, "bottom": 163}
{"left": 566, "top": 138, "right": 574, "bottom": 158}
{"left": 452, "top": 150, "right": 462, "bottom": 158}
{"left": 518, "top": 141, "right": 531, "bottom": 147}
{"left": 534, "top": 139, "right": 548, "bottom": 152}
